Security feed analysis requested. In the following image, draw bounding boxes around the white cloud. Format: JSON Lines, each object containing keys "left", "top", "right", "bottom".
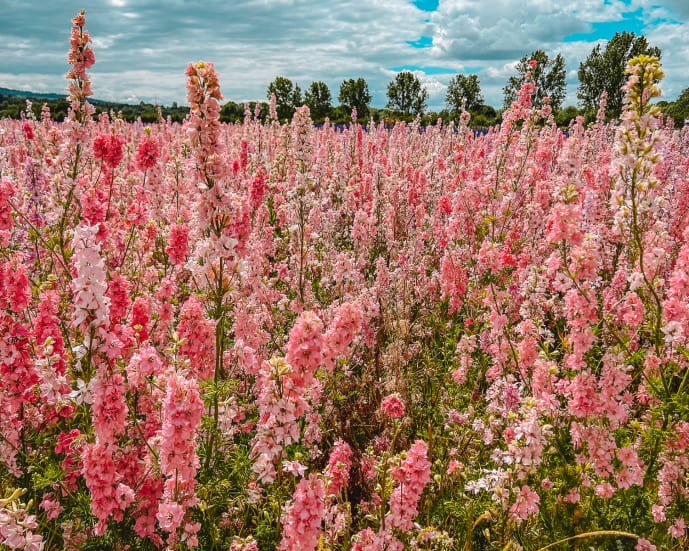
{"left": 0, "top": 0, "right": 686, "bottom": 111}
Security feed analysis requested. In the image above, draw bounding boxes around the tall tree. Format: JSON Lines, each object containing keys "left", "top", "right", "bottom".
{"left": 304, "top": 81, "right": 332, "bottom": 120}
{"left": 446, "top": 74, "right": 483, "bottom": 112}
{"left": 386, "top": 71, "right": 429, "bottom": 116}
{"left": 577, "top": 31, "right": 661, "bottom": 119}
{"left": 266, "top": 76, "right": 301, "bottom": 121}
{"left": 662, "top": 86, "right": 689, "bottom": 126}
{"left": 338, "top": 78, "right": 372, "bottom": 119}
{"left": 503, "top": 50, "right": 566, "bottom": 112}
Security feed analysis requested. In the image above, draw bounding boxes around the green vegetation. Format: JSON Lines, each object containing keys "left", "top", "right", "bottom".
{"left": 578, "top": 31, "right": 661, "bottom": 120}
{"left": 385, "top": 71, "right": 429, "bottom": 116}
{"left": 503, "top": 49, "right": 567, "bottom": 111}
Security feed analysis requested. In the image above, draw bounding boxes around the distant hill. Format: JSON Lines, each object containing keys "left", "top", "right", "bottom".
{"left": 0, "top": 86, "right": 123, "bottom": 106}
{"left": 0, "top": 87, "right": 193, "bottom": 122}
{"left": 0, "top": 87, "right": 283, "bottom": 124}
{"left": 0, "top": 87, "right": 68, "bottom": 101}
{"left": 0, "top": 87, "right": 279, "bottom": 124}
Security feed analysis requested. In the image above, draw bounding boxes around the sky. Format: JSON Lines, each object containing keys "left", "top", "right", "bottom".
{"left": 1, "top": 0, "right": 688, "bottom": 112}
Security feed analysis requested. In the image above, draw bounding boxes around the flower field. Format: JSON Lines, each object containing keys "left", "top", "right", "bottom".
{"left": 1, "top": 11, "right": 689, "bottom": 551}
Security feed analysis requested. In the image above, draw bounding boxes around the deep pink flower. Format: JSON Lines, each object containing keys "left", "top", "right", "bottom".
{"left": 325, "top": 439, "right": 352, "bottom": 496}
{"left": 381, "top": 393, "right": 405, "bottom": 419}
{"left": 93, "top": 133, "right": 125, "bottom": 168}
{"left": 135, "top": 133, "right": 160, "bottom": 171}
{"left": 22, "top": 121, "right": 34, "bottom": 140}
{"left": 166, "top": 224, "right": 189, "bottom": 266}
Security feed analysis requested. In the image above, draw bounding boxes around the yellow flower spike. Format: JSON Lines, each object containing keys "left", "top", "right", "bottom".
{"left": 624, "top": 55, "right": 663, "bottom": 117}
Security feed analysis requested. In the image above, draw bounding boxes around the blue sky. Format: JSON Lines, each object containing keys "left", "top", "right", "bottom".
{"left": 1, "top": 0, "right": 688, "bottom": 111}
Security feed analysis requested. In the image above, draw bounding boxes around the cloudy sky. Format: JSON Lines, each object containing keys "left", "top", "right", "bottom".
{"left": 1, "top": 0, "right": 688, "bottom": 111}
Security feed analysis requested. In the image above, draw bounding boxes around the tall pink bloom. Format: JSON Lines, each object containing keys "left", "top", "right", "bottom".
{"left": 66, "top": 9, "right": 95, "bottom": 123}
{"left": 322, "top": 302, "right": 363, "bottom": 371}
{"left": 185, "top": 61, "right": 225, "bottom": 186}
{"left": 177, "top": 295, "right": 216, "bottom": 379}
{"left": 325, "top": 439, "right": 353, "bottom": 497}
{"left": 82, "top": 442, "right": 134, "bottom": 535}
{"left": 91, "top": 371, "right": 127, "bottom": 444}
{"left": 159, "top": 372, "right": 204, "bottom": 483}
{"left": 166, "top": 224, "right": 189, "bottom": 266}
{"left": 157, "top": 372, "right": 203, "bottom": 543}
{"left": 387, "top": 440, "right": 431, "bottom": 531}
{"left": 71, "top": 224, "right": 110, "bottom": 338}
{"left": 285, "top": 311, "right": 324, "bottom": 388}
{"left": 279, "top": 474, "right": 326, "bottom": 551}
{"left": 0, "top": 178, "right": 15, "bottom": 244}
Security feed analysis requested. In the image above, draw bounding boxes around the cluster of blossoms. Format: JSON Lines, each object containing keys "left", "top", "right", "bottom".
{"left": 71, "top": 223, "right": 110, "bottom": 338}
{"left": 135, "top": 129, "right": 160, "bottom": 171}
{"left": 157, "top": 372, "right": 204, "bottom": 545}
{"left": 380, "top": 393, "right": 406, "bottom": 419}
{"left": 386, "top": 440, "right": 431, "bottom": 531}
{"left": 278, "top": 475, "right": 325, "bottom": 551}
{"left": 93, "top": 133, "right": 125, "bottom": 169}
{"left": 251, "top": 311, "right": 325, "bottom": 482}
{"left": 66, "top": 10, "right": 94, "bottom": 103}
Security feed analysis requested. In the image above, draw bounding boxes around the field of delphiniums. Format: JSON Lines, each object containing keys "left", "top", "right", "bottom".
{"left": 1, "top": 10, "right": 689, "bottom": 551}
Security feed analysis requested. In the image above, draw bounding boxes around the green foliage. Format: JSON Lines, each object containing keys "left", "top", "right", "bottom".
{"left": 220, "top": 100, "right": 269, "bottom": 123}
{"left": 0, "top": 92, "right": 190, "bottom": 122}
{"left": 577, "top": 32, "right": 661, "bottom": 119}
{"left": 469, "top": 104, "right": 500, "bottom": 127}
{"left": 338, "top": 77, "right": 372, "bottom": 120}
{"left": 503, "top": 50, "right": 567, "bottom": 112}
{"left": 446, "top": 73, "right": 483, "bottom": 113}
{"left": 267, "top": 76, "right": 302, "bottom": 121}
{"left": 386, "top": 71, "right": 429, "bottom": 116}
{"left": 659, "top": 86, "right": 689, "bottom": 126}
{"left": 555, "top": 105, "right": 581, "bottom": 128}
{"left": 304, "top": 81, "right": 332, "bottom": 122}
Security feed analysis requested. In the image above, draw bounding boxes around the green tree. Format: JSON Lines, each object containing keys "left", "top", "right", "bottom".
{"left": 662, "top": 86, "right": 689, "bottom": 126}
{"left": 304, "top": 81, "right": 332, "bottom": 121}
{"left": 267, "top": 76, "right": 302, "bottom": 121}
{"left": 577, "top": 31, "right": 661, "bottom": 119}
{"left": 446, "top": 74, "right": 483, "bottom": 113}
{"left": 386, "top": 71, "right": 429, "bottom": 116}
{"left": 554, "top": 105, "right": 581, "bottom": 127}
{"left": 338, "top": 78, "right": 372, "bottom": 119}
{"left": 503, "top": 50, "right": 566, "bottom": 111}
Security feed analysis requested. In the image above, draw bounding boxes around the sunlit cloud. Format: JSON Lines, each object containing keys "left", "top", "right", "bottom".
{"left": 0, "top": 0, "right": 686, "bottom": 111}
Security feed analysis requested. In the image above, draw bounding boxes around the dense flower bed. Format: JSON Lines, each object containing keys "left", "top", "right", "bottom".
{"left": 0, "top": 10, "right": 688, "bottom": 551}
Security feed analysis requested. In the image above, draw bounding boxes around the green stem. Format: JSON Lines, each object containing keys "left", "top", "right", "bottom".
{"left": 105, "top": 168, "right": 115, "bottom": 221}
{"left": 535, "top": 530, "right": 640, "bottom": 551}
{"left": 204, "top": 257, "right": 225, "bottom": 471}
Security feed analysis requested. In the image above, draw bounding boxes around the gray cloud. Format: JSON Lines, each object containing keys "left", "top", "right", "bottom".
{"left": 0, "top": 0, "right": 685, "bottom": 111}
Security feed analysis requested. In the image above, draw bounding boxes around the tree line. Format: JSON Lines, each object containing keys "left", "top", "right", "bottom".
{"left": 263, "top": 31, "right": 686, "bottom": 126}
{"left": 3, "top": 32, "right": 689, "bottom": 127}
